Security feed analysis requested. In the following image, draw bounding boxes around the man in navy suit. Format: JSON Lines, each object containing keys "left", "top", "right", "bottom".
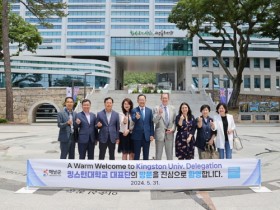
{"left": 96, "top": 97, "right": 120, "bottom": 160}
{"left": 75, "top": 99, "right": 98, "bottom": 160}
{"left": 131, "top": 94, "right": 154, "bottom": 160}
{"left": 57, "top": 97, "right": 77, "bottom": 159}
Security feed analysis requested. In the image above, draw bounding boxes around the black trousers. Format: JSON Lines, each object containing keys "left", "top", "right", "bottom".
{"left": 60, "top": 134, "right": 75, "bottom": 159}
{"left": 99, "top": 139, "right": 116, "bottom": 160}
{"left": 78, "top": 138, "right": 95, "bottom": 160}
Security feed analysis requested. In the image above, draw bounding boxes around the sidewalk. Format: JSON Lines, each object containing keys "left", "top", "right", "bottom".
{"left": 0, "top": 123, "right": 280, "bottom": 210}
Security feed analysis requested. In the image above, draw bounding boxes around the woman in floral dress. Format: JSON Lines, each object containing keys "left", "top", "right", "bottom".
{"left": 175, "top": 102, "right": 196, "bottom": 160}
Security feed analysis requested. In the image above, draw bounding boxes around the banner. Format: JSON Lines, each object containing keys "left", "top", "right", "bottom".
{"left": 66, "top": 87, "right": 79, "bottom": 101}
{"left": 219, "top": 88, "right": 227, "bottom": 104}
{"left": 27, "top": 159, "right": 261, "bottom": 190}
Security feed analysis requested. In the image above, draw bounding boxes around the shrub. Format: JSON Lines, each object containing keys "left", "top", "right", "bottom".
{"left": 0, "top": 118, "right": 8, "bottom": 123}
{"left": 132, "top": 89, "right": 139, "bottom": 93}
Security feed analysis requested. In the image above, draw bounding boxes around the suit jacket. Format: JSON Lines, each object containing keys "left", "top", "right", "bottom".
{"left": 57, "top": 108, "right": 77, "bottom": 143}
{"left": 75, "top": 111, "right": 98, "bottom": 144}
{"left": 213, "top": 114, "right": 236, "bottom": 149}
{"left": 96, "top": 109, "right": 120, "bottom": 143}
{"left": 131, "top": 106, "right": 154, "bottom": 142}
{"left": 153, "top": 105, "right": 176, "bottom": 142}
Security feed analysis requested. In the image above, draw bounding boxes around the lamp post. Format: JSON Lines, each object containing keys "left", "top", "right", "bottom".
{"left": 84, "top": 72, "right": 92, "bottom": 99}
{"left": 206, "top": 70, "right": 214, "bottom": 102}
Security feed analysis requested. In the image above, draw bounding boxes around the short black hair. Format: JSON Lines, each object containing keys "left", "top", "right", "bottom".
{"left": 64, "top": 97, "right": 74, "bottom": 102}
{"left": 216, "top": 103, "right": 228, "bottom": 114}
{"left": 200, "top": 104, "right": 211, "bottom": 112}
{"left": 82, "top": 99, "right": 91, "bottom": 104}
{"left": 104, "top": 97, "right": 114, "bottom": 103}
{"left": 137, "top": 94, "right": 146, "bottom": 100}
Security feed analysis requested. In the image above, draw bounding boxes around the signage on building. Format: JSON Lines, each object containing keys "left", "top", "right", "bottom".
{"left": 130, "top": 30, "right": 174, "bottom": 37}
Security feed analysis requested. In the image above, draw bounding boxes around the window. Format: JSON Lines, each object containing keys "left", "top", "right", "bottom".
{"left": 264, "top": 58, "right": 270, "bottom": 68}
{"left": 244, "top": 76, "right": 250, "bottom": 88}
{"left": 245, "top": 58, "right": 250, "bottom": 68}
{"left": 192, "top": 57, "right": 198, "bottom": 67}
{"left": 202, "top": 75, "right": 209, "bottom": 88}
{"left": 254, "top": 76, "right": 260, "bottom": 88}
{"left": 223, "top": 57, "right": 230, "bottom": 68}
{"left": 276, "top": 60, "right": 280, "bottom": 72}
{"left": 276, "top": 77, "right": 279, "bottom": 88}
{"left": 213, "top": 58, "right": 219, "bottom": 67}
{"left": 264, "top": 76, "right": 271, "bottom": 88}
{"left": 254, "top": 58, "right": 260, "bottom": 68}
{"left": 213, "top": 75, "right": 220, "bottom": 88}
{"left": 202, "top": 57, "right": 209, "bottom": 67}
{"left": 192, "top": 76, "right": 198, "bottom": 88}
{"left": 223, "top": 76, "right": 230, "bottom": 88}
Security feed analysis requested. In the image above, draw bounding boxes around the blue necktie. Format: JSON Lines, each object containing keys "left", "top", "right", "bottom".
{"left": 140, "top": 108, "right": 145, "bottom": 121}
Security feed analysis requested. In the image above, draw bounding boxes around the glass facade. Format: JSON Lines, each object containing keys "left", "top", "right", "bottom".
{"left": 244, "top": 76, "right": 250, "bottom": 88}
{"left": 254, "top": 58, "right": 260, "bottom": 68}
{"left": 0, "top": 58, "right": 111, "bottom": 88}
{"left": 264, "top": 76, "right": 271, "bottom": 88}
{"left": 254, "top": 76, "right": 261, "bottom": 88}
{"left": 213, "top": 58, "right": 219, "bottom": 67}
{"left": 111, "top": 37, "right": 192, "bottom": 56}
{"left": 264, "top": 58, "right": 270, "bottom": 68}
{"left": 202, "top": 57, "right": 209, "bottom": 67}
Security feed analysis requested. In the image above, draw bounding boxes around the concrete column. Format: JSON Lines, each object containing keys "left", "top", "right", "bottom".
{"left": 109, "top": 56, "right": 116, "bottom": 90}
{"left": 185, "top": 57, "right": 192, "bottom": 91}
{"left": 174, "top": 60, "right": 177, "bottom": 90}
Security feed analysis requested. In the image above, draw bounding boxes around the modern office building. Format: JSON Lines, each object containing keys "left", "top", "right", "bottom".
{"left": 1, "top": 0, "right": 279, "bottom": 96}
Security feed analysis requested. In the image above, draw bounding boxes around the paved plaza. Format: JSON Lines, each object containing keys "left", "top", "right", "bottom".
{"left": 0, "top": 123, "right": 280, "bottom": 210}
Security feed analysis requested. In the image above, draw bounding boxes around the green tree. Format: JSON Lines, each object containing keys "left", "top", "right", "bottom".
{"left": 124, "top": 72, "right": 156, "bottom": 86}
{"left": 169, "top": 0, "right": 280, "bottom": 107}
{"left": 1, "top": 0, "right": 67, "bottom": 121}
{"left": 0, "top": 11, "right": 42, "bottom": 59}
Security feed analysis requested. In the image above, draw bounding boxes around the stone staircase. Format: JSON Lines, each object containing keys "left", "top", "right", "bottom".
{"left": 77, "top": 90, "right": 215, "bottom": 118}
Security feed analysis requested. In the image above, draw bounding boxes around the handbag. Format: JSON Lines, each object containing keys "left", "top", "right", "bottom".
{"left": 233, "top": 130, "right": 243, "bottom": 151}
{"left": 201, "top": 143, "right": 219, "bottom": 159}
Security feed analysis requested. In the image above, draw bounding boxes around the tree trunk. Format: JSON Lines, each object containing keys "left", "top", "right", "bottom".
{"left": 228, "top": 77, "right": 243, "bottom": 108}
{"left": 2, "top": 0, "right": 14, "bottom": 121}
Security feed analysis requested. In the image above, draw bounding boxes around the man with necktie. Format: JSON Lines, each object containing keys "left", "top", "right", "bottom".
{"left": 75, "top": 99, "right": 98, "bottom": 160}
{"left": 57, "top": 97, "right": 77, "bottom": 159}
{"left": 153, "top": 93, "right": 176, "bottom": 160}
{"left": 131, "top": 94, "right": 154, "bottom": 160}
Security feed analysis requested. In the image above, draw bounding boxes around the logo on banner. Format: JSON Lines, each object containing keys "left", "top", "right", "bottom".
{"left": 228, "top": 167, "right": 240, "bottom": 178}
{"left": 43, "top": 169, "right": 49, "bottom": 176}
{"left": 43, "top": 169, "right": 61, "bottom": 177}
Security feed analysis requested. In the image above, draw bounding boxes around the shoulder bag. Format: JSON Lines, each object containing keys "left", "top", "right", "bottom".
{"left": 233, "top": 130, "right": 243, "bottom": 151}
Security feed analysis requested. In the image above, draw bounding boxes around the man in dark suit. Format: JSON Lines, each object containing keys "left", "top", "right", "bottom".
{"left": 75, "top": 99, "right": 98, "bottom": 160}
{"left": 96, "top": 97, "right": 119, "bottom": 160}
{"left": 131, "top": 94, "right": 154, "bottom": 160}
{"left": 57, "top": 97, "right": 77, "bottom": 159}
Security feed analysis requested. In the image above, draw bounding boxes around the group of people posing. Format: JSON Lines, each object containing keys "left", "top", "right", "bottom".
{"left": 57, "top": 93, "right": 236, "bottom": 161}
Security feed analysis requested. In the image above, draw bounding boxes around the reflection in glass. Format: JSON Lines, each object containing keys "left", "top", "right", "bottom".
{"left": 213, "top": 57, "right": 219, "bottom": 67}
{"left": 202, "top": 57, "right": 209, "bottom": 67}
